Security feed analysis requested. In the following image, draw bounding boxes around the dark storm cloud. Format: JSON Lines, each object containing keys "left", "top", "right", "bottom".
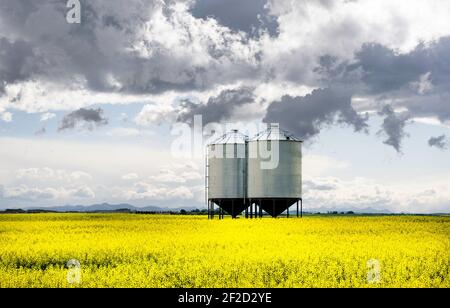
{"left": 190, "top": 0, "right": 278, "bottom": 36}
{"left": 377, "top": 105, "right": 409, "bottom": 153}
{"left": 177, "top": 87, "right": 255, "bottom": 125}
{"left": 428, "top": 135, "right": 448, "bottom": 150}
{"left": 0, "top": 0, "right": 260, "bottom": 96}
{"left": 311, "top": 36, "right": 450, "bottom": 151}
{"left": 0, "top": 37, "right": 37, "bottom": 92}
{"left": 263, "top": 88, "right": 368, "bottom": 140}
{"left": 403, "top": 94, "right": 450, "bottom": 124}
{"left": 58, "top": 108, "right": 108, "bottom": 131}
{"left": 0, "top": 0, "right": 449, "bottom": 155}
{"left": 347, "top": 38, "right": 450, "bottom": 151}
{"left": 353, "top": 43, "right": 428, "bottom": 94}
{"left": 347, "top": 37, "right": 450, "bottom": 95}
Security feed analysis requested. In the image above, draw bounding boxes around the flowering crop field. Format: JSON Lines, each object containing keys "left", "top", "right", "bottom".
{"left": 0, "top": 214, "right": 448, "bottom": 288}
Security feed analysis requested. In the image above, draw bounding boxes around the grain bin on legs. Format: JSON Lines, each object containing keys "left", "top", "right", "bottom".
{"left": 207, "top": 130, "right": 248, "bottom": 218}
{"left": 247, "top": 124, "right": 302, "bottom": 218}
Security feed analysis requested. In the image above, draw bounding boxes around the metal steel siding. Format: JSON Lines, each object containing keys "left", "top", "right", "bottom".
{"left": 247, "top": 141, "right": 302, "bottom": 198}
{"left": 208, "top": 144, "right": 246, "bottom": 199}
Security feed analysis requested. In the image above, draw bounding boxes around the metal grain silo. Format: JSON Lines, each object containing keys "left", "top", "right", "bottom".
{"left": 247, "top": 124, "right": 302, "bottom": 218}
{"left": 207, "top": 130, "right": 248, "bottom": 218}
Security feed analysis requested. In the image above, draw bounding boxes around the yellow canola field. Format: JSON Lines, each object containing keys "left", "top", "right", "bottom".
{"left": 0, "top": 214, "right": 448, "bottom": 288}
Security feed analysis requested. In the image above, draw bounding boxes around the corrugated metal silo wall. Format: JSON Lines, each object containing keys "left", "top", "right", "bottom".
{"left": 247, "top": 140, "right": 302, "bottom": 199}
{"left": 208, "top": 143, "right": 246, "bottom": 199}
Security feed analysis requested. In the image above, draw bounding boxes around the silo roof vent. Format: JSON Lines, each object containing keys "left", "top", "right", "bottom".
{"left": 252, "top": 124, "right": 301, "bottom": 141}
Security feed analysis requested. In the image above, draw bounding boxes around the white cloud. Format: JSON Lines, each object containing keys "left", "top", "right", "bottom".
{"left": 40, "top": 112, "right": 56, "bottom": 122}
{"left": 3, "top": 185, "right": 60, "bottom": 201}
{"left": 2, "top": 185, "right": 96, "bottom": 201}
{"left": 106, "top": 127, "right": 152, "bottom": 137}
{"left": 0, "top": 80, "right": 182, "bottom": 114}
{"left": 1, "top": 112, "right": 13, "bottom": 122}
{"left": 149, "top": 169, "right": 187, "bottom": 183}
{"left": 0, "top": 137, "right": 203, "bottom": 207}
{"left": 69, "top": 171, "right": 93, "bottom": 182}
{"left": 71, "top": 186, "right": 95, "bottom": 199}
{"left": 303, "top": 175, "right": 450, "bottom": 213}
{"left": 0, "top": 137, "right": 171, "bottom": 182}
{"left": 410, "top": 72, "right": 434, "bottom": 95}
{"left": 122, "top": 173, "right": 139, "bottom": 180}
{"left": 167, "top": 186, "right": 194, "bottom": 199}
{"left": 15, "top": 167, "right": 92, "bottom": 183}
{"left": 148, "top": 162, "right": 202, "bottom": 183}
{"left": 134, "top": 104, "right": 177, "bottom": 126}
{"left": 412, "top": 117, "right": 450, "bottom": 129}
{"left": 120, "top": 181, "right": 194, "bottom": 201}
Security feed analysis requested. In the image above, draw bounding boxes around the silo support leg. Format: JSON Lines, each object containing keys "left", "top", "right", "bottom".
{"left": 232, "top": 200, "right": 235, "bottom": 219}
{"left": 208, "top": 200, "right": 211, "bottom": 219}
{"left": 272, "top": 199, "right": 275, "bottom": 218}
{"left": 296, "top": 200, "right": 299, "bottom": 218}
{"left": 287, "top": 200, "right": 289, "bottom": 218}
{"left": 300, "top": 198, "right": 303, "bottom": 218}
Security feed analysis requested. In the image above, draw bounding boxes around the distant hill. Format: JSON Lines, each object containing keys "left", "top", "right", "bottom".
{"left": 2, "top": 203, "right": 416, "bottom": 215}
{"left": 304, "top": 206, "right": 391, "bottom": 214}
{"left": 24, "top": 203, "right": 185, "bottom": 213}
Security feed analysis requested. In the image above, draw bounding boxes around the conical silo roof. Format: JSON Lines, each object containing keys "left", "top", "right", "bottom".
{"left": 210, "top": 129, "right": 248, "bottom": 144}
{"left": 252, "top": 124, "right": 301, "bottom": 141}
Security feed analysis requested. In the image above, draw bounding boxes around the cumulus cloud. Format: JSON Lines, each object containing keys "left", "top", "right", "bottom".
{"left": 58, "top": 108, "right": 108, "bottom": 131}
{"left": 149, "top": 168, "right": 201, "bottom": 183}
{"left": 71, "top": 186, "right": 95, "bottom": 199}
{"left": 0, "top": 111, "right": 12, "bottom": 122}
{"left": 303, "top": 175, "right": 450, "bottom": 214}
{"left": 428, "top": 135, "right": 448, "bottom": 150}
{"left": 0, "top": 0, "right": 260, "bottom": 105}
{"left": 40, "top": 112, "right": 56, "bottom": 122}
{"left": 0, "top": 0, "right": 449, "bottom": 148}
{"left": 377, "top": 105, "right": 409, "bottom": 153}
{"left": 16, "top": 167, "right": 92, "bottom": 183}
{"left": 148, "top": 161, "right": 202, "bottom": 184}
{"left": 121, "top": 181, "right": 194, "bottom": 201}
{"left": 178, "top": 87, "right": 255, "bottom": 125}
{"left": 3, "top": 186, "right": 59, "bottom": 201}
{"left": 0, "top": 37, "right": 37, "bottom": 92}
{"left": 263, "top": 88, "right": 368, "bottom": 140}
{"left": 122, "top": 173, "right": 139, "bottom": 180}
{"left": 335, "top": 38, "right": 450, "bottom": 121}
{"left": 2, "top": 185, "right": 95, "bottom": 201}
{"left": 190, "top": 0, "right": 278, "bottom": 36}
{"left": 135, "top": 104, "right": 176, "bottom": 126}
{"left": 106, "top": 127, "right": 151, "bottom": 137}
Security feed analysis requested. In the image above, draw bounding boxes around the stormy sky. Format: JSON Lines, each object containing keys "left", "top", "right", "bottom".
{"left": 0, "top": 0, "right": 450, "bottom": 213}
